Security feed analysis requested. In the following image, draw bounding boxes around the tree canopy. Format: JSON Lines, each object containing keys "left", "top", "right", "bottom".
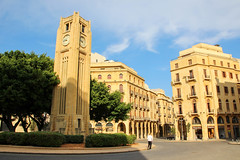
{"left": 0, "top": 50, "right": 59, "bottom": 132}
{"left": 90, "top": 79, "right": 131, "bottom": 122}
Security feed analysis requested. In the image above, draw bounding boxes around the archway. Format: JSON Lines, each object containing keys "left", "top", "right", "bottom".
{"left": 192, "top": 117, "right": 202, "bottom": 139}
{"left": 207, "top": 116, "right": 215, "bottom": 139}
{"left": 217, "top": 116, "right": 225, "bottom": 139}
{"left": 117, "top": 122, "right": 126, "bottom": 133}
{"left": 178, "top": 118, "right": 187, "bottom": 140}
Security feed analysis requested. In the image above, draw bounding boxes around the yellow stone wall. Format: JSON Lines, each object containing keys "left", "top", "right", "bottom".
{"left": 90, "top": 60, "right": 173, "bottom": 138}
{"left": 50, "top": 12, "right": 91, "bottom": 136}
{"left": 171, "top": 43, "right": 240, "bottom": 140}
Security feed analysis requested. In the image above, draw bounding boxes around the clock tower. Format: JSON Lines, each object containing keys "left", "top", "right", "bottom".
{"left": 50, "top": 12, "right": 91, "bottom": 136}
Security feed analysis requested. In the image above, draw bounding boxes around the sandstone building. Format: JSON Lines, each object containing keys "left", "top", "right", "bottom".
{"left": 171, "top": 43, "right": 240, "bottom": 140}
{"left": 90, "top": 53, "right": 173, "bottom": 139}
{"left": 50, "top": 12, "right": 91, "bottom": 136}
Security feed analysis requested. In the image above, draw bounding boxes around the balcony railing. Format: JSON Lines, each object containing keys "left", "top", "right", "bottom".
{"left": 190, "top": 110, "right": 198, "bottom": 115}
{"left": 186, "top": 76, "right": 196, "bottom": 82}
{"left": 171, "top": 80, "right": 182, "bottom": 86}
{"left": 176, "top": 111, "right": 183, "bottom": 117}
{"left": 204, "top": 75, "right": 211, "bottom": 81}
{"left": 174, "top": 95, "right": 182, "bottom": 100}
{"left": 188, "top": 93, "right": 198, "bottom": 99}
{"left": 207, "top": 109, "right": 214, "bottom": 115}
{"left": 205, "top": 92, "right": 213, "bottom": 97}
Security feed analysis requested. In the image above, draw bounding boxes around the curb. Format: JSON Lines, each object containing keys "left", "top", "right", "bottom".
{"left": 0, "top": 143, "right": 150, "bottom": 155}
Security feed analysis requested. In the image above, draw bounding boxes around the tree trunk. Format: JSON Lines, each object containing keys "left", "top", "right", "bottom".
{"left": 2, "top": 115, "right": 20, "bottom": 132}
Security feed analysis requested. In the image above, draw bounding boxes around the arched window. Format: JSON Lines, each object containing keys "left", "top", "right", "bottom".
{"left": 218, "top": 99, "right": 222, "bottom": 110}
{"left": 98, "top": 74, "right": 102, "bottom": 79}
{"left": 217, "top": 116, "right": 224, "bottom": 124}
{"left": 119, "top": 73, "right": 123, "bottom": 79}
{"left": 207, "top": 116, "right": 214, "bottom": 124}
{"left": 232, "top": 116, "right": 239, "bottom": 123}
{"left": 233, "top": 100, "right": 237, "bottom": 111}
{"left": 207, "top": 99, "right": 211, "bottom": 112}
{"left": 119, "top": 84, "right": 123, "bottom": 93}
{"left": 178, "top": 102, "right": 182, "bottom": 114}
{"left": 226, "top": 99, "right": 230, "bottom": 111}
{"left": 106, "top": 122, "right": 113, "bottom": 132}
{"left": 107, "top": 74, "right": 111, "bottom": 79}
{"left": 107, "top": 85, "right": 111, "bottom": 90}
{"left": 193, "top": 100, "right": 197, "bottom": 113}
{"left": 192, "top": 117, "right": 201, "bottom": 124}
{"left": 226, "top": 116, "right": 230, "bottom": 123}
{"left": 96, "top": 122, "right": 102, "bottom": 127}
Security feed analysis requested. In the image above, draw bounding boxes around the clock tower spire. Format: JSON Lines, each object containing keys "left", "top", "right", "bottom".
{"left": 50, "top": 12, "right": 91, "bottom": 136}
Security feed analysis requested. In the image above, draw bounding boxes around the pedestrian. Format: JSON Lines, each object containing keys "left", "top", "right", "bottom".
{"left": 147, "top": 133, "right": 153, "bottom": 150}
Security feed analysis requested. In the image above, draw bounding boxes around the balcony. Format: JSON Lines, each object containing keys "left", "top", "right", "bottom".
{"left": 205, "top": 92, "right": 213, "bottom": 97}
{"left": 158, "top": 113, "right": 161, "bottom": 117}
{"left": 186, "top": 76, "right": 196, "bottom": 82}
{"left": 188, "top": 93, "right": 198, "bottom": 99}
{"left": 203, "top": 75, "right": 211, "bottom": 81}
{"left": 174, "top": 95, "right": 183, "bottom": 101}
{"left": 139, "top": 105, "right": 143, "bottom": 110}
{"left": 158, "top": 105, "right": 161, "bottom": 108}
{"left": 207, "top": 109, "right": 214, "bottom": 115}
{"left": 171, "top": 80, "right": 182, "bottom": 86}
{"left": 144, "top": 117, "right": 150, "bottom": 121}
{"left": 176, "top": 111, "right": 183, "bottom": 117}
{"left": 190, "top": 110, "right": 198, "bottom": 116}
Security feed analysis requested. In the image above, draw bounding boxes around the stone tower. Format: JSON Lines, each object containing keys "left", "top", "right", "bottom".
{"left": 50, "top": 12, "right": 91, "bottom": 136}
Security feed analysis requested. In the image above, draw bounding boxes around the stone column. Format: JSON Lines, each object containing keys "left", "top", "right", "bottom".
{"left": 144, "top": 121, "right": 147, "bottom": 139}
{"left": 151, "top": 122, "right": 154, "bottom": 135}
{"left": 214, "top": 116, "right": 219, "bottom": 139}
{"left": 140, "top": 122, "right": 143, "bottom": 139}
{"left": 132, "top": 120, "right": 135, "bottom": 135}
{"left": 136, "top": 121, "right": 139, "bottom": 139}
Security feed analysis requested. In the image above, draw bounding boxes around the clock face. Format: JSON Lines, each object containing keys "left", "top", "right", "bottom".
{"left": 62, "top": 35, "right": 70, "bottom": 46}
{"left": 80, "top": 36, "right": 87, "bottom": 47}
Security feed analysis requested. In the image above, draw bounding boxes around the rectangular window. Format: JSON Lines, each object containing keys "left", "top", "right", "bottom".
{"left": 213, "top": 60, "right": 216, "bottom": 65}
{"left": 220, "top": 61, "right": 223, "bottom": 66}
{"left": 202, "top": 59, "right": 205, "bottom": 64}
{"left": 216, "top": 86, "right": 220, "bottom": 94}
{"left": 227, "top": 62, "right": 230, "bottom": 67}
{"left": 234, "top": 64, "right": 237, "bottom": 69}
{"left": 231, "top": 87, "right": 235, "bottom": 95}
{"left": 175, "top": 63, "right": 178, "bottom": 69}
{"left": 82, "top": 25, "right": 85, "bottom": 33}
{"left": 222, "top": 71, "right": 226, "bottom": 78}
{"left": 229, "top": 72, "right": 233, "bottom": 79}
{"left": 205, "top": 85, "right": 209, "bottom": 95}
{"left": 224, "top": 86, "right": 229, "bottom": 94}
{"left": 177, "top": 88, "right": 181, "bottom": 98}
{"left": 203, "top": 69, "right": 207, "bottom": 78}
{"left": 236, "top": 74, "right": 239, "bottom": 81}
{"left": 214, "top": 70, "right": 218, "bottom": 77}
{"left": 191, "top": 86, "right": 196, "bottom": 96}
{"left": 189, "top": 70, "right": 194, "bottom": 79}
{"left": 176, "top": 73, "right": 180, "bottom": 82}
{"left": 238, "top": 88, "right": 240, "bottom": 95}
{"left": 188, "top": 59, "right": 192, "bottom": 65}
{"left": 66, "top": 23, "right": 69, "bottom": 31}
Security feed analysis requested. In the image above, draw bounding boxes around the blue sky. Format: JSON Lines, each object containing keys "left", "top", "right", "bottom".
{"left": 1, "top": 0, "right": 240, "bottom": 97}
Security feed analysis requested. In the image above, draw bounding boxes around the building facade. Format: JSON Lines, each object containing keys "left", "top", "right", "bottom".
{"left": 170, "top": 43, "right": 240, "bottom": 140}
{"left": 90, "top": 53, "right": 173, "bottom": 139}
{"left": 50, "top": 12, "right": 91, "bottom": 136}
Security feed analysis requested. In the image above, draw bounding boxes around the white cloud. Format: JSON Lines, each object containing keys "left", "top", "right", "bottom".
{"left": 103, "top": 38, "right": 130, "bottom": 58}
{"left": 2, "top": 0, "right": 240, "bottom": 52}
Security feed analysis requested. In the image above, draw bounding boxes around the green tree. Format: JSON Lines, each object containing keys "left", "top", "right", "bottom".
{"left": 90, "top": 79, "right": 131, "bottom": 122}
{"left": 0, "top": 50, "right": 59, "bottom": 132}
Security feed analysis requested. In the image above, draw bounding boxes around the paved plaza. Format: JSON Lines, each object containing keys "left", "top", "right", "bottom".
{"left": 0, "top": 139, "right": 239, "bottom": 160}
